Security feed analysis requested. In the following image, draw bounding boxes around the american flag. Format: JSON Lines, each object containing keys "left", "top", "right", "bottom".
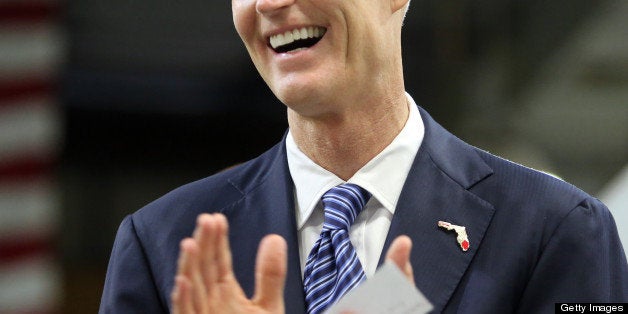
{"left": 0, "top": 0, "right": 64, "bottom": 312}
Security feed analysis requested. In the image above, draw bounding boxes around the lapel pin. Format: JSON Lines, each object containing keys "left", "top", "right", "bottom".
{"left": 438, "top": 221, "right": 470, "bottom": 252}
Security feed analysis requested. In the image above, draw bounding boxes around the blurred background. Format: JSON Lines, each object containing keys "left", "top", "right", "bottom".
{"left": 1, "top": 0, "right": 626, "bottom": 312}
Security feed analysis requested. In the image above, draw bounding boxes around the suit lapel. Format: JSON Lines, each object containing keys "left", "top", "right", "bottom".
{"left": 222, "top": 141, "right": 307, "bottom": 314}
{"left": 379, "top": 108, "right": 495, "bottom": 312}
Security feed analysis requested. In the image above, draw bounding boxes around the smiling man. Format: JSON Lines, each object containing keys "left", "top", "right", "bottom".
{"left": 99, "top": 0, "right": 628, "bottom": 313}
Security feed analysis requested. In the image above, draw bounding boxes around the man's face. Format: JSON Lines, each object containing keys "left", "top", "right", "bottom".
{"left": 232, "top": 0, "right": 404, "bottom": 116}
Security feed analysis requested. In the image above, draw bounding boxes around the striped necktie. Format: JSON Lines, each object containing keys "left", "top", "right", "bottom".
{"left": 303, "top": 183, "right": 371, "bottom": 314}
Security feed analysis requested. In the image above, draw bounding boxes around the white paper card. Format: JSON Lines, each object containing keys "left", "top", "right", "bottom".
{"left": 324, "top": 262, "right": 433, "bottom": 314}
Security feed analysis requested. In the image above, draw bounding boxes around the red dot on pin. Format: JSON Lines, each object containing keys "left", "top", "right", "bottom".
{"left": 461, "top": 240, "right": 470, "bottom": 251}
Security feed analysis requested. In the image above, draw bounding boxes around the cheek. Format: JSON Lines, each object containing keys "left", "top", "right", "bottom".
{"left": 232, "top": 1, "right": 257, "bottom": 42}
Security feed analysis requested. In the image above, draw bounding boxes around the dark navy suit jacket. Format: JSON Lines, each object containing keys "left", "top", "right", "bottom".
{"left": 100, "top": 107, "right": 628, "bottom": 313}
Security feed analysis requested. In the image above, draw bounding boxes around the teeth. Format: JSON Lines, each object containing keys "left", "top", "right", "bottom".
{"left": 270, "top": 26, "right": 326, "bottom": 50}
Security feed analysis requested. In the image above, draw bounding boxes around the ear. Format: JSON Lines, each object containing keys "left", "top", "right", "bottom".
{"left": 391, "top": 0, "right": 409, "bottom": 14}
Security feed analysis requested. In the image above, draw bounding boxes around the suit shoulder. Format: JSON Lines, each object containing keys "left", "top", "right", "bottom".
{"left": 471, "top": 148, "right": 619, "bottom": 254}
{"left": 471, "top": 148, "right": 606, "bottom": 231}
{"left": 131, "top": 141, "right": 285, "bottom": 232}
{"left": 475, "top": 148, "right": 590, "bottom": 205}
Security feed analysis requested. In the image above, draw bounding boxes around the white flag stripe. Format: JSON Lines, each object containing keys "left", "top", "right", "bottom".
{"left": 0, "top": 23, "right": 65, "bottom": 79}
{"left": 0, "top": 180, "right": 58, "bottom": 237}
{"left": 0, "top": 97, "right": 62, "bottom": 162}
{"left": 0, "top": 255, "right": 61, "bottom": 312}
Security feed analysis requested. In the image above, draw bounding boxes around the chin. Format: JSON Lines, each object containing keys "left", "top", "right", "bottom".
{"left": 277, "top": 91, "right": 314, "bottom": 112}
{"left": 269, "top": 70, "right": 343, "bottom": 117}
{"left": 273, "top": 82, "right": 323, "bottom": 111}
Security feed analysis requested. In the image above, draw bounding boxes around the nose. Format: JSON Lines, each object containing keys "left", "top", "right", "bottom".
{"left": 256, "top": 0, "right": 295, "bottom": 14}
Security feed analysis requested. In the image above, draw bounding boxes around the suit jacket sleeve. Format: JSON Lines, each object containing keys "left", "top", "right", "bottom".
{"left": 517, "top": 197, "right": 628, "bottom": 313}
{"left": 99, "top": 215, "right": 168, "bottom": 314}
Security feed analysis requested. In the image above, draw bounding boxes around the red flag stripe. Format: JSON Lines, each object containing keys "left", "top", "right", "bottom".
{"left": 0, "top": 1, "right": 60, "bottom": 23}
{"left": 0, "top": 79, "right": 54, "bottom": 104}
{"left": 0, "top": 156, "right": 55, "bottom": 181}
{"left": 0, "top": 237, "right": 54, "bottom": 263}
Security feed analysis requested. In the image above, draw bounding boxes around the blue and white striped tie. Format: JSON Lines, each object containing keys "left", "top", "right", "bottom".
{"left": 303, "top": 183, "right": 371, "bottom": 314}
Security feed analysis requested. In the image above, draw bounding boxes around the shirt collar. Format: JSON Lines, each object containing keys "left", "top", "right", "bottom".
{"left": 287, "top": 93, "right": 425, "bottom": 229}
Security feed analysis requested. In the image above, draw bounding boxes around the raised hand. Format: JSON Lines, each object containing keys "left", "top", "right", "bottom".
{"left": 171, "top": 213, "right": 415, "bottom": 314}
{"left": 171, "top": 213, "right": 287, "bottom": 314}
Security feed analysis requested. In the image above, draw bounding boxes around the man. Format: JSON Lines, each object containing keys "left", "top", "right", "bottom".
{"left": 100, "top": 0, "right": 628, "bottom": 312}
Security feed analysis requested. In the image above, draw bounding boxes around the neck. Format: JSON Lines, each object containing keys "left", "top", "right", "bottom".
{"left": 288, "top": 90, "right": 408, "bottom": 181}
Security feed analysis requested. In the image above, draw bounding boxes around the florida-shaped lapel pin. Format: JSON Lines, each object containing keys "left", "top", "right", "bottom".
{"left": 438, "top": 221, "right": 470, "bottom": 252}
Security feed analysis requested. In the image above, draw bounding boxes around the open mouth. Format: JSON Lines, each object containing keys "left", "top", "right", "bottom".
{"left": 269, "top": 26, "right": 327, "bottom": 53}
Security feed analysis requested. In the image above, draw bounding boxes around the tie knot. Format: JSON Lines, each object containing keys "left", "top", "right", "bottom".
{"left": 322, "top": 183, "right": 371, "bottom": 230}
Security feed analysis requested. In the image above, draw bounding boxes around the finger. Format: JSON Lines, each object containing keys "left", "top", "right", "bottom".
{"left": 176, "top": 238, "right": 191, "bottom": 277}
{"left": 172, "top": 275, "right": 194, "bottom": 314}
{"left": 385, "top": 235, "right": 415, "bottom": 284}
{"left": 252, "top": 234, "right": 287, "bottom": 312}
{"left": 180, "top": 238, "right": 209, "bottom": 312}
{"left": 170, "top": 279, "right": 181, "bottom": 314}
{"left": 214, "top": 214, "right": 235, "bottom": 280}
{"left": 195, "top": 214, "right": 218, "bottom": 298}
{"left": 173, "top": 242, "right": 189, "bottom": 312}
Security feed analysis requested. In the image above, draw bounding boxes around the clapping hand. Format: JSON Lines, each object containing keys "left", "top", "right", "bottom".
{"left": 171, "top": 213, "right": 414, "bottom": 314}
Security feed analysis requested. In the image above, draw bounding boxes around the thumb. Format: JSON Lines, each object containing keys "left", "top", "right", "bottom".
{"left": 253, "top": 234, "right": 288, "bottom": 311}
{"left": 385, "top": 235, "right": 415, "bottom": 284}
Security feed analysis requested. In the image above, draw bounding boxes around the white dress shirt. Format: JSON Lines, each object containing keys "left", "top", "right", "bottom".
{"left": 286, "top": 93, "right": 425, "bottom": 278}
